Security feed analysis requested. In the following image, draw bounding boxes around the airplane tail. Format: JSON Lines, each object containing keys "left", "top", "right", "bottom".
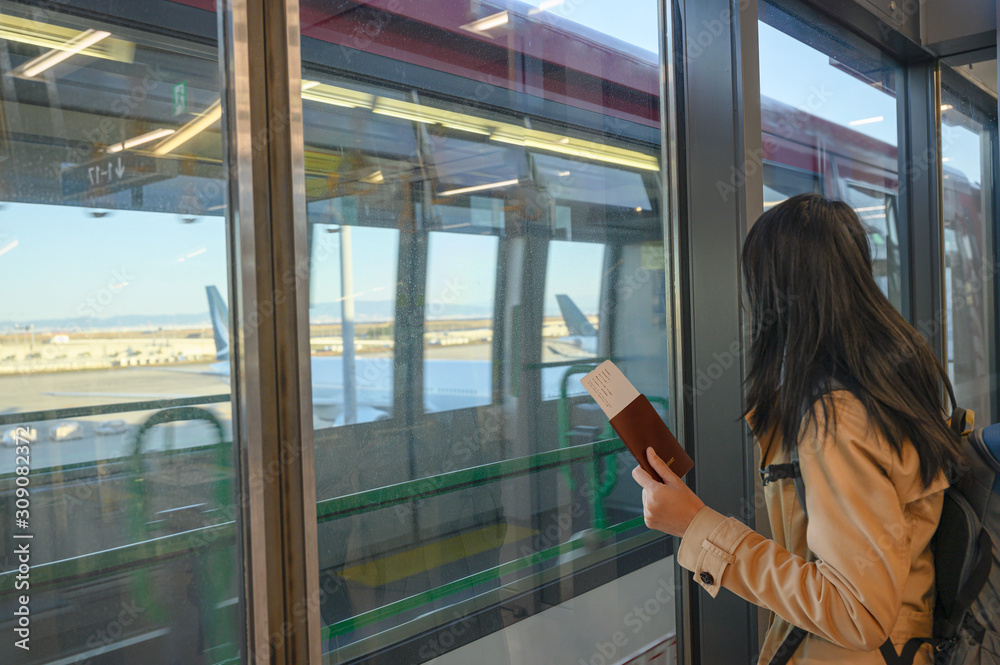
{"left": 206, "top": 286, "right": 230, "bottom": 361}
{"left": 556, "top": 294, "right": 596, "bottom": 337}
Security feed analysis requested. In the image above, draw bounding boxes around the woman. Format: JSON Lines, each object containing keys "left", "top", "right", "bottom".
{"left": 633, "top": 193, "right": 963, "bottom": 664}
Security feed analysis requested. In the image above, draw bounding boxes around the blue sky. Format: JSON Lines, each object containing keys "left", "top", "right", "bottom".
{"left": 310, "top": 226, "right": 604, "bottom": 321}
{"left": 518, "top": 0, "right": 660, "bottom": 54}
{"left": 1, "top": 9, "right": 982, "bottom": 324}
{"left": 0, "top": 202, "right": 227, "bottom": 324}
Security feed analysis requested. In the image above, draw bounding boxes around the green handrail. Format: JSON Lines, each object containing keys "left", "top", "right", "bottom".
{"left": 324, "top": 516, "right": 649, "bottom": 639}
{"left": 555, "top": 363, "right": 619, "bottom": 529}
{"left": 316, "top": 436, "right": 626, "bottom": 521}
{"left": 0, "top": 429, "right": 657, "bottom": 659}
{"left": 1, "top": 437, "right": 627, "bottom": 595}
{"left": 0, "top": 393, "right": 231, "bottom": 427}
{"left": 127, "top": 407, "right": 236, "bottom": 662}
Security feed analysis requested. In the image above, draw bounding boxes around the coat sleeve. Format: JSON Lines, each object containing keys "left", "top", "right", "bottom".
{"left": 676, "top": 393, "right": 909, "bottom": 651}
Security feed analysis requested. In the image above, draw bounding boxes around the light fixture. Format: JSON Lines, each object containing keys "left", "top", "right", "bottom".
{"left": 490, "top": 130, "right": 659, "bottom": 171}
{"left": 106, "top": 128, "right": 176, "bottom": 153}
{"left": 299, "top": 82, "right": 660, "bottom": 172}
{"left": 372, "top": 99, "right": 491, "bottom": 135}
{"left": 853, "top": 205, "right": 884, "bottom": 212}
{"left": 153, "top": 101, "right": 222, "bottom": 155}
{"left": 848, "top": 116, "right": 884, "bottom": 126}
{"left": 17, "top": 28, "right": 111, "bottom": 78}
{"left": 360, "top": 170, "right": 384, "bottom": 184}
{"left": 460, "top": 11, "right": 510, "bottom": 34}
{"left": 940, "top": 104, "right": 953, "bottom": 111}
{"left": 942, "top": 157, "right": 951, "bottom": 162}
{"left": 0, "top": 16, "right": 133, "bottom": 65}
{"left": 439, "top": 179, "right": 519, "bottom": 197}
{"left": 302, "top": 82, "right": 375, "bottom": 109}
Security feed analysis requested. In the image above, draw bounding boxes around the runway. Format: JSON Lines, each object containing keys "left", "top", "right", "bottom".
{"left": 0, "top": 338, "right": 597, "bottom": 473}
{"left": 0, "top": 363, "right": 231, "bottom": 472}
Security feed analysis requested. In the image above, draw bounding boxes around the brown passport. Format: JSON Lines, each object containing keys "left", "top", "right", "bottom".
{"left": 609, "top": 394, "right": 694, "bottom": 482}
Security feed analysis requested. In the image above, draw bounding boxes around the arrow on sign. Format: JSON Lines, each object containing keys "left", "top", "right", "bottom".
{"left": 115, "top": 157, "right": 125, "bottom": 179}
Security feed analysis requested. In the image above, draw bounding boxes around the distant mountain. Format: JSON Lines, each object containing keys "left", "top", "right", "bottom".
{"left": 1, "top": 300, "right": 496, "bottom": 332}
{"left": 308, "top": 300, "right": 492, "bottom": 323}
{"left": 0, "top": 312, "right": 212, "bottom": 334}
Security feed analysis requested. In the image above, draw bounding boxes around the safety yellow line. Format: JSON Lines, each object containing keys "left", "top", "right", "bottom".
{"left": 340, "top": 523, "right": 536, "bottom": 587}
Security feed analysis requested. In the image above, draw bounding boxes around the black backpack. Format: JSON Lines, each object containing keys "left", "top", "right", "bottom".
{"left": 762, "top": 405, "right": 1000, "bottom": 665}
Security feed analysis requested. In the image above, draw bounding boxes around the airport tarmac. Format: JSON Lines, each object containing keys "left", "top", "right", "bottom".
{"left": 0, "top": 339, "right": 597, "bottom": 473}
{"left": 0, "top": 363, "right": 231, "bottom": 472}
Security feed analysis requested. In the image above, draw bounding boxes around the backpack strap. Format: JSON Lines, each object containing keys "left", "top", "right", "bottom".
{"left": 877, "top": 636, "right": 953, "bottom": 665}
{"left": 766, "top": 626, "right": 808, "bottom": 665}
{"left": 790, "top": 444, "right": 807, "bottom": 520}
{"left": 757, "top": 447, "right": 807, "bottom": 519}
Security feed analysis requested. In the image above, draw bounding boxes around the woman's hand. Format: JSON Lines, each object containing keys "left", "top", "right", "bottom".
{"left": 631, "top": 448, "right": 706, "bottom": 537}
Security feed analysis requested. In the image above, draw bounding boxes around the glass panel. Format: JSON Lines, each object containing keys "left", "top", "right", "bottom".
{"left": 299, "top": 1, "right": 676, "bottom": 663}
{"left": 541, "top": 240, "right": 604, "bottom": 363}
{"left": 0, "top": 2, "right": 241, "bottom": 664}
{"left": 759, "top": 4, "right": 903, "bottom": 309}
{"left": 309, "top": 220, "right": 398, "bottom": 425}
{"left": 424, "top": 231, "right": 497, "bottom": 413}
{"left": 941, "top": 62, "right": 998, "bottom": 422}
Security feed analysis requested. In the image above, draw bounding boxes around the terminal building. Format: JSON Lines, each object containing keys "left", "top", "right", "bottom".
{"left": 0, "top": 0, "right": 996, "bottom": 663}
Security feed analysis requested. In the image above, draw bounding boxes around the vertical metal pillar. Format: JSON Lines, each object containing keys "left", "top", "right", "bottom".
{"left": 666, "top": 0, "right": 760, "bottom": 662}
{"left": 219, "top": 0, "right": 321, "bottom": 663}
{"left": 899, "top": 61, "right": 946, "bottom": 360}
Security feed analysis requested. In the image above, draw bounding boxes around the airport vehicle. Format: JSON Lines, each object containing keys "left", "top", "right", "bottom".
{"left": 48, "top": 420, "right": 84, "bottom": 441}
{"left": 94, "top": 419, "right": 129, "bottom": 436}
{"left": 1, "top": 426, "right": 37, "bottom": 447}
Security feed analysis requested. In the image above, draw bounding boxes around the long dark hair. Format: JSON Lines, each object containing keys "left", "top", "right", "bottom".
{"left": 742, "top": 193, "right": 961, "bottom": 487}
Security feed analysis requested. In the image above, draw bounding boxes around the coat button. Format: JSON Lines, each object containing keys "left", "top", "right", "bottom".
{"left": 700, "top": 572, "right": 714, "bottom": 585}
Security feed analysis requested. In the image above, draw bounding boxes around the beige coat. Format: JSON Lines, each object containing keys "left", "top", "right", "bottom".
{"left": 677, "top": 390, "right": 948, "bottom": 664}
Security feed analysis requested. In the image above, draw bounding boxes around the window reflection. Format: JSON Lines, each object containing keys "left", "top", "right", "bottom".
{"left": 0, "top": 2, "right": 240, "bottom": 663}
{"left": 424, "top": 231, "right": 498, "bottom": 412}
{"left": 941, "top": 63, "right": 997, "bottom": 422}
{"left": 759, "top": 5, "right": 902, "bottom": 309}
{"left": 542, "top": 240, "right": 603, "bottom": 363}
{"left": 300, "top": 1, "right": 674, "bottom": 661}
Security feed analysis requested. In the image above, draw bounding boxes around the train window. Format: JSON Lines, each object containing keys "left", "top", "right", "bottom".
{"left": 423, "top": 230, "right": 499, "bottom": 412}
{"left": 541, "top": 240, "right": 604, "bottom": 364}
{"left": 0, "top": 1, "right": 241, "bottom": 663}
{"left": 941, "top": 63, "right": 998, "bottom": 422}
{"left": 839, "top": 182, "right": 902, "bottom": 310}
{"left": 759, "top": 3, "right": 903, "bottom": 308}
{"left": 762, "top": 162, "right": 821, "bottom": 210}
{"left": 299, "top": 0, "right": 676, "bottom": 662}
{"left": 309, "top": 220, "right": 399, "bottom": 426}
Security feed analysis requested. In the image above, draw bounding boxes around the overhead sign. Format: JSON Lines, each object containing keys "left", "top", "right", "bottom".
{"left": 61, "top": 153, "right": 171, "bottom": 199}
{"left": 173, "top": 81, "right": 187, "bottom": 116}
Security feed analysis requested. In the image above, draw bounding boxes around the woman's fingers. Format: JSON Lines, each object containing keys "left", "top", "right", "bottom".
{"left": 646, "top": 447, "right": 679, "bottom": 485}
{"left": 631, "top": 464, "right": 657, "bottom": 490}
